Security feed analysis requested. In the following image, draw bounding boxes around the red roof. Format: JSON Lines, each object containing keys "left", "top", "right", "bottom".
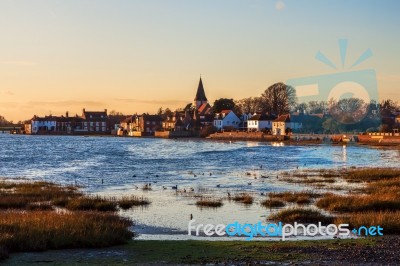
{"left": 220, "top": 110, "right": 232, "bottom": 114}
{"left": 274, "top": 114, "right": 290, "bottom": 122}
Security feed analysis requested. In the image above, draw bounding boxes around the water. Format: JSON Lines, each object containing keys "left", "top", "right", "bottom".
{"left": 1, "top": 134, "right": 399, "bottom": 240}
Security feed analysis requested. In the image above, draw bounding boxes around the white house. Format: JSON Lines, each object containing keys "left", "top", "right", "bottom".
{"left": 213, "top": 110, "right": 241, "bottom": 131}
{"left": 272, "top": 114, "right": 303, "bottom": 135}
{"left": 30, "top": 116, "right": 57, "bottom": 134}
{"left": 247, "top": 113, "right": 276, "bottom": 132}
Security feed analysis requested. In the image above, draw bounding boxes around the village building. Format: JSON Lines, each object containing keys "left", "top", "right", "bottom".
{"left": 247, "top": 113, "right": 276, "bottom": 132}
{"left": 162, "top": 112, "right": 186, "bottom": 131}
{"left": 213, "top": 110, "right": 241, "bottom": 131}
{"left": 136, "top": 114, "right": 163, "bottom": 135}
{"left": 272, "top": 114, "right": 303, "bottom": 135}
{"left": 25, "top": 109, "right": 109, "bottom": 135}
{"left": 192, "top": 77, "right": 214, "bottom": 128}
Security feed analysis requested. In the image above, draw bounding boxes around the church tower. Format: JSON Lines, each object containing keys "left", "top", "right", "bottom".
{"left": 193, "top": 77, "right": 208, "bottom": 109}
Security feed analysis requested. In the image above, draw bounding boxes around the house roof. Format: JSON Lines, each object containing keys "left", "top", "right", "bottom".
{"left": 248, "top": 113, "right": 276, "bottom": 121}
{"left": 220, "top": 110, "right": 232, "bottom": 114}
{"left": 142, "top": 114, "right": 163, "bottom": 122}
{"left": 274, "top": 114, "right": 290, "bottom": 122}
{"left": 194, "top": 77, "right": 208, "bottom": 102}
{"left": 198, "top": 103, "right": 212, "bottom": 115}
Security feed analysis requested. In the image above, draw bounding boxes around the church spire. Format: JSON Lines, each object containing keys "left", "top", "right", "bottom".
{"left": 194, "top": 76, "right": 208, "bottom": 102}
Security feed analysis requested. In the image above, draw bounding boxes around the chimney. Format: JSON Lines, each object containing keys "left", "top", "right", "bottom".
{"left": 104, "top": 109, "right": 107, "bottom": 114}
{"left": 83, "top": 108, "right": 86, "bottom": 113}
{"left": 66, "top": 111, "right": 69, "bottom": 118}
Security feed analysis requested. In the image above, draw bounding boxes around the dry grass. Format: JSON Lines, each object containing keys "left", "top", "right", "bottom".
{"left": 231, "top": 193, "right": 254, "bottom": 205}
{"left": 316, "top": 192, "right": 400, "bottom": 212}
{"left": 0, "top": 181, "right": 81, "bottom": 210}
{"left": 0, "top": 211, "right": 133, "bottom": 252}
{"left": 0, "top": 181, "right": 134, "bottom": 260}
{"left": 261, "top": 199, "right": 286, "bottom": 208}
{"left": 118, "top": 196, "right": 151, "bottom": 210}
{"left": 269, "top": 208, "right": 333, "bottom": 224}
{"left": 65, "top": 196, "right": 118, "bottom": 212}
{"left": 268, "top": 191, "right": 321, "bottom": 205}
{"left": 196, "top": 198, "right": 223, "bottom": 208}
{"left": 335, "top": 211, "right": 400, "bottom": 234}
{"left": 344, "top": 168, "right": 400, "bottom": 182}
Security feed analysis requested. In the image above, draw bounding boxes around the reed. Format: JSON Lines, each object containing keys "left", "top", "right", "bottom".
{"left": 269, "top": 208, "right": 333, "bottom": 224}
{"left": 118, "top": 196, "right": 151, "bottom": 210}
{"left": 196, "top": 198, "right": 223, "bottom": 208}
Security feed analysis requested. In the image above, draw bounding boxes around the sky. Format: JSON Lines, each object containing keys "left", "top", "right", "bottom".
{"left": 1, "top": 0, "right": 399, "bottom": 121}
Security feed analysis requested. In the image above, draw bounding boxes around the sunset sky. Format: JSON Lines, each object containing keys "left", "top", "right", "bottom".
{"left": 1, "top": 0, "right": 399, "bottom": 121}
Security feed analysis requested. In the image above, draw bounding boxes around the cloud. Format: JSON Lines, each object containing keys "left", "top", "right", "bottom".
{"left": 113, "top": 98, "right": 188, "bottom": 106}
{"left": 1, "top": 61, "right": 37, "bottom": 66}
{"left": 275, "top": 1, "right": 285, "bottom": 11}
{"left": 2, "top": 90, "right": 14, "bottom": 96}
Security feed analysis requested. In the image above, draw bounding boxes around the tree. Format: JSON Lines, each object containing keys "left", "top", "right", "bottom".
{"left": 235, "top": 97, "right": 262, "bottom": 114}
{"left": 308, "top": 101, "right": 327, "bottom": 114}
{"left": 0, "top": 115, "right": 11, "bottom": 126}
{"left": 328, "top": 98, "right": 368, "bottom": 125}
{"left": 379, "top": 99, "right": 399, "bottom": 132}
{"left": 109, "top": 110, "right": 124, "bottom": 116}
{"left": 213, "top": 98, "right": 236, "bottom": 113}
{"left": 322, "top": 118, "right": 344, "bottom": 134}
{"left": 260, "top": 82, "right": 297, "bottom": 115}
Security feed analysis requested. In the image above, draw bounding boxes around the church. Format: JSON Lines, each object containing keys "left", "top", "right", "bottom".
{"left": 192, "top": 77, "right": 213, "bottom": 127}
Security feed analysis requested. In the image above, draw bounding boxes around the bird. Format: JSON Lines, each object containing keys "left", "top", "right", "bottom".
{"left": 172, "top": 185, "right": 178, "bottom": 190}
{"left": 227, "top": 192, "right": 231, "bottom": 197}
{"left": 248, "top": 182, "right": 252, "bottom": 185}
{"left": 260, "top": 165, "right": 263, "bottom": 169}
{"left": 155, "top": 175, "right": 159, "bottom": 177}
{"left": 216, "top": 184, "right": 221, "bottom": 188}
{"left": 194, "top": 174, "right": 197, "bottom": 177}
{"left": 261, "top": 175, "right": 268, "bottom": 179}
{"left": 132, "top": 175, "right": 136, "bottom": 177}
{"left": 162, "top": 186, "right": 167, "bottom": 190}
{"left": 190, "top": 214, "right": 193, "bottom": 220}
{"left": 260, "top": 192, "right": 265, "bottom": 196}
{"left": 210, "top": 173, "right": 212, "bottom": 176}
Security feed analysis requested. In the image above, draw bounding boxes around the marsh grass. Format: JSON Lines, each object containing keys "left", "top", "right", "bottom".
{"left": 261, "top": 199, "right": 286, "bottom": 208}
{"left": 0, "top": 211, "right": 133, "bottom": 252}
{"left": 118, "top": 196, "right": 151, "bottom": 210}
{"left": 335, "top": 211, "right": 400, "bottom": 234}
{"left": 0, "top": 181, "right": 134, "bottom": 260}
{"left": 196, "top": 198, "right": 223, "bottom": 208}
{"left": 270, "top": 208, "right": 333, "bottom": 224}
{"left": 65, "top": 196, "right": 118, "bottom": 212}
{"left": 344, "top": 168, "right": 400, "bottom": 182}
{"left": 231, "top": 193, "right": 254, "bottom": 205}
{"left": 268, "top": 191, "right": 321, "bottom": 205}
{"left": 316, "top": 193, "right": 400, "bottom": 212}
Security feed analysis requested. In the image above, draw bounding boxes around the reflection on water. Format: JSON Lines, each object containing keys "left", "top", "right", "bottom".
{"left": 0, "top": 134, "right": 399, "bottom": 240}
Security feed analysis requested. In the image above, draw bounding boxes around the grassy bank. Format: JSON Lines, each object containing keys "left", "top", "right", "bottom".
{"left": 0, "top": 181, "right": 146, "bottom": 260}
{"left": 4, "top": 238, "right": 385, "bottom": 265}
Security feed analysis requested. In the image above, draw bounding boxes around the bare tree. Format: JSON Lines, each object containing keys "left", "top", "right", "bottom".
{"left": 260, "top": 82, "right": 297, "bottom": 115}
{"left": 235, "top": 97, "right": 262, "bottom": 114}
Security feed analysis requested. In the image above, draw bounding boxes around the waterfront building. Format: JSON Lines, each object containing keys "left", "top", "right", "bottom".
{"left": 247, "top": 113, "right": 276, "bottom": 132}
{"left": 213, "top": 110, "right": 241, "bottom": 131}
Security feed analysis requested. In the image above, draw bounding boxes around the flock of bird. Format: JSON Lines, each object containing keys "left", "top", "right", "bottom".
{"left": 125, "top": 164, "right": 284, "bottom": 196}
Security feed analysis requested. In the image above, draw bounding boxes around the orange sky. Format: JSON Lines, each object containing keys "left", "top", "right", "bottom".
{"left": 1, "top": 0, "right": 399, "bottom": 122}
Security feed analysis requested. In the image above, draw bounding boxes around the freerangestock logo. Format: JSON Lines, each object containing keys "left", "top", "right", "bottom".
{"left": 188, "top": 220, "right": 383, "bottom": 241}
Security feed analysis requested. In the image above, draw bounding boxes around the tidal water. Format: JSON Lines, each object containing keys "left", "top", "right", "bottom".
{"left": 1, "top": 134, "right": 399, "bottom": 240}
